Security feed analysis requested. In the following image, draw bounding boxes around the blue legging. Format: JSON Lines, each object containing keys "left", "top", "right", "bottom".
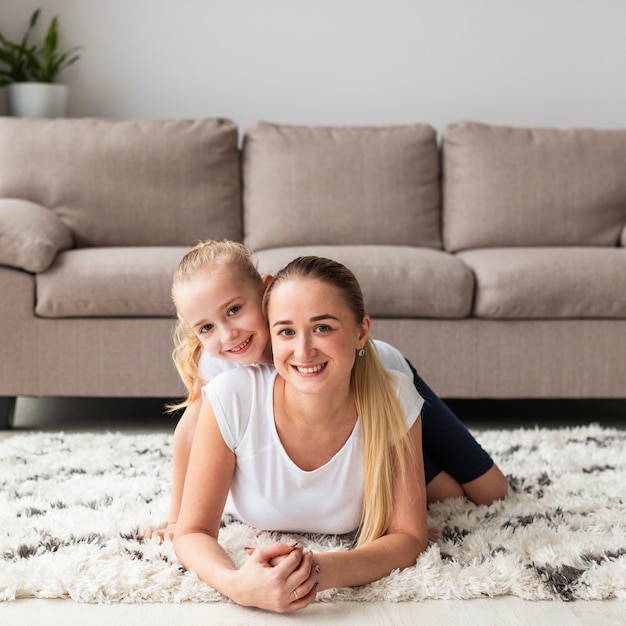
{"left": 406, "top": 360, "right": 494, "bottom": 485}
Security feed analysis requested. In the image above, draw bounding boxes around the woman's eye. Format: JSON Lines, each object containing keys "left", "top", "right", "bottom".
{"left": 314, "top": 325, "right": 331, "bottom": 333}
{"left": 200, "top": 323, "right": 213, "bottom": 334}
{"left": 227, "top": 305, "right": 241, "bottom": 316}
{"left": 278, "top": 329, "right": 295, "bottom": 337}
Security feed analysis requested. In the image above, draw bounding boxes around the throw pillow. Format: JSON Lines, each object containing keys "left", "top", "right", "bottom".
{"left": 0, "top": 199, "right": 73, "bottom": 272}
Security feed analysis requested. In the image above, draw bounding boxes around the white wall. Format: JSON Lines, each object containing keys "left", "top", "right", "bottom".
{"left": 1, "top": 0, "right": 626, "bottom": 135}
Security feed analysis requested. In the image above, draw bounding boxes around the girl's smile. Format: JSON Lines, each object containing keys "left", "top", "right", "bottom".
{"left": 227, "top": 335, "right": 253, "bottom": 354}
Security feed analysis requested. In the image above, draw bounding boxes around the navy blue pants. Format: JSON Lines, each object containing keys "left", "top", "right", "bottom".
{"left": 406, "top": 360, "right": 494, "bottom": 485}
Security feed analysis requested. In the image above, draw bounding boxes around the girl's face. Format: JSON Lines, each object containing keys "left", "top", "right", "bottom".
{"left": 175, "top": 268, "right": 271, "bottom": 365}
{"left": 267, "top": 277, "right": 370, "bottom": 395}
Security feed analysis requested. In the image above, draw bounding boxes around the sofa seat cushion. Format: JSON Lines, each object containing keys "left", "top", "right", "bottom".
{"left": 256, "top": 246, "right": 474, "bottom": 318}
{"left": 458, "top": 248, "right": 626, "bottom": 319}
{"left": 443, "top": 122, "right": 626, "bottom": 251}
{"left": 35, "top": 247, "right": 190, "bottom": 318}
{"left": 243, "top": 122, "right": 441, "bottom": 250}
{"left": 0, "top": 198, "right": 73, "bottom": 273}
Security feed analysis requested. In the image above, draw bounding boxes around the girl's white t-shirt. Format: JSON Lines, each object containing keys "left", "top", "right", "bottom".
{"left": 202, "top": 363, "right": 423, "bottom": 535}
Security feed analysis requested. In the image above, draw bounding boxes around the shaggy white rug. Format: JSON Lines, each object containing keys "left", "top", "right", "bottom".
{"left": 1, "top": 424, "right": 625, "bottom": 603}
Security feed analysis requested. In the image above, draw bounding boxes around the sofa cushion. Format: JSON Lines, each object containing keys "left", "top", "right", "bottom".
{"left": 243, "top": 122, "right": 441, "bottom": 250}
{"left": 458, "top": 248, "right": 626, "bottom": 318}
{"left": 35, "top": 247, "right": 190, "bottom": 318}
{"left": 443, "top": 122, "right": 626, "bottom": 251}
{"left": 0, "top": 118, "right": 242, "bottom": 248}
{"left": 621, "top": 224, "right": 626, "bottom": 247}
{"left": 256, "top": 246, "right": 474, "bottom": 318}
{"left": 0, "top": 199, "right": 73, "bottom": 273}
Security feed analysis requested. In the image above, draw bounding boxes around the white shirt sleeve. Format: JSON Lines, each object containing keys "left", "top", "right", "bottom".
{"left": 372, "top": 339, "right": 415, "bottom": 380}
{"left": 202, "top": 366, "right": 264, "bottom": 450}
{"left": 388, "top": 369, "right": 424, "bottom": 430}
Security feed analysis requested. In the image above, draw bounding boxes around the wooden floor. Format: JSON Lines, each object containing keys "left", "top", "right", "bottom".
{"left": 1, "top": 395, "right": 624, "bottom": 626}
{"left": 0, "top": 596, "right": 624, "bottom": 626}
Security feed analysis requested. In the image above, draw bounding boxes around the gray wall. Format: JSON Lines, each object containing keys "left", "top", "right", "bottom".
{"left": 1, "top": 0, "right": 625, "bottom": 134}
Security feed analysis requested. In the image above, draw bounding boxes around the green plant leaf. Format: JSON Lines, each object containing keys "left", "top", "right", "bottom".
{"left": 0, "top": 8, "right": 81, "bottom": 84}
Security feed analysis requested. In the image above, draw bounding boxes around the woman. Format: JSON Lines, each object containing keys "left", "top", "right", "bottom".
{"left": 174, "top": 256, "right": 428, "bottom": 612}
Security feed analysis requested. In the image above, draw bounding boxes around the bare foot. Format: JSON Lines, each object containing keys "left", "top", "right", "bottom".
{"left": 143, "top": 522, "right": 176, "bottom": 543}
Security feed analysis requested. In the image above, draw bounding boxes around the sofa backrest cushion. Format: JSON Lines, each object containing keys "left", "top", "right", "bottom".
{"left": 0, "top": 118, "right": 242, "bottom": 247}
{"left": 242, "top": 122, "right": 441, "bottom": 250}
{"left": 442, "top": 121, "right": 626, "bottom": 251}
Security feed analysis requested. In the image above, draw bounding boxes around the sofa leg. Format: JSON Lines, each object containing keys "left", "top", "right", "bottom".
{"left": 0, "top": 396, "right": 16, "bottom": 430}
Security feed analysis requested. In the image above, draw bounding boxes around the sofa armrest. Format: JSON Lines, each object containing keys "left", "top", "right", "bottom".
{"left": 621, "top": 224, "right": 626, "bottom": 247}
{"left": 0, "top": 199, "right": 73, "bottom": 272}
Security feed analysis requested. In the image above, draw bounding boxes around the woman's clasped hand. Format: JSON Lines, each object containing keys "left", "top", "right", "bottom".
{"left": 236, "top": 543, "right": 320, "bottom": 611}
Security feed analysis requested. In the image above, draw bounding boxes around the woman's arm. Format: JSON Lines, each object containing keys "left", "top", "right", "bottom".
{"left": 173, "top": 398, "right": 319, "bottom": 612}
{"left": 314, "top": 418, "right": 428, "bottom": 590}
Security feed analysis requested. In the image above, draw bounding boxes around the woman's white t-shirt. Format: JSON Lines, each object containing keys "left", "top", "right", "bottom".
{"left": 202, "top": 363, "right": 423, "bottom": 535}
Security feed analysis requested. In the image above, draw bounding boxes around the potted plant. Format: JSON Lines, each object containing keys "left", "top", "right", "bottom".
{"left": 0, "top": 8, "right": 81, "bottom": 118}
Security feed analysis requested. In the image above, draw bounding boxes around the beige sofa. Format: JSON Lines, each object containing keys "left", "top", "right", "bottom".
{"left": 1, "top": 117, "right": 625, "bottom": 428}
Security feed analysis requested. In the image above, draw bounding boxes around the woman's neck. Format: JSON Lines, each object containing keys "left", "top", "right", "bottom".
{"left": 275, "top": 376, "right": 355, "bottom": 429}
{"left": 273, "top": 376, "right": 358, "bottom": 471}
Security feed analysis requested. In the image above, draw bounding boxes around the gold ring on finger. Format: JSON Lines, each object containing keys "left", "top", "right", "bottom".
{"left": 292, "top": 589, "right": 299, "bottom": 600}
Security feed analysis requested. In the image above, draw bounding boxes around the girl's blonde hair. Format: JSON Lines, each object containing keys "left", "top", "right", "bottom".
{"left": 169, "top": 240, "right": 263, "bottom": 411}
{"left": 262, "top": 256, "right": 415, "bottom": 547}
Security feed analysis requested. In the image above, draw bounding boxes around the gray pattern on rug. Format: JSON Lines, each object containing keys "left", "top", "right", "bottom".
{"left": 1, "top": 424, "right": 625, "bottom": 603}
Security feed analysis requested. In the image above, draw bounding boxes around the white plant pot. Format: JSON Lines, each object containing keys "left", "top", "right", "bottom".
{"left": 7, "top": 83, "right": 69, "bottom": 118}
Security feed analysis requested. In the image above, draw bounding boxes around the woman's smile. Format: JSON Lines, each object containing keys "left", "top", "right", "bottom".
{"left": 291, "top": 362, "right": 327, "bottom": 375}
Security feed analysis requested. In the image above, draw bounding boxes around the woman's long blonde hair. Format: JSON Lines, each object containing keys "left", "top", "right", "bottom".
{"left": 262, "top": 256, "right": 416, "bottom": 547}
{"left": 169, "top": 240, "right": 264, "bottom": 411}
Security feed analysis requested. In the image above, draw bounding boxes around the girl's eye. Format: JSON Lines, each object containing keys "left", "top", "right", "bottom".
{"left": 278, "top": 329, "right": 295, "bottom": 337}
{"left": 200, "top": 323, "right": 213, "bottom": 334}
{"left": 314, "top": 324, "right": 331, "bottom": 333}
{"left": 227, "top": 305, "right": 241, "bottom": 316}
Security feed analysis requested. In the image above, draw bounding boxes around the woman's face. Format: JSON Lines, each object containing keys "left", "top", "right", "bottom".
{"left": 267, "top": 277, "right": 370, "bottom": 395}
{"left": 175, "top": 268, "right": 271, "bottom": 365}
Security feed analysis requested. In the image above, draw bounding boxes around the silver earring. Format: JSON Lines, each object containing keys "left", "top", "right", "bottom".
{"left": 357, "top": 348, "right": 365, "bottom": 357}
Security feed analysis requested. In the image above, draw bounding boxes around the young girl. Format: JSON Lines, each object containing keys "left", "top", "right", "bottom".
{"left": 147, "top": 240, "right": 507, "bottom": 541}
{"left": 174, "top": 255, "right": 428, "bottom": 611}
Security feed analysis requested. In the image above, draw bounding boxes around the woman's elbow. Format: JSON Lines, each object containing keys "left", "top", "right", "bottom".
{"left": 172, "top": 532, "right": 187, "bottom": 564}
{"left": 413, "top": 534, "right": 429, "bottom": 561}
{"left": 173, "top": 528, "right": 199, "bottom": 569}
{"left": 396, "top": 533, "right": 428, "bottom": 570}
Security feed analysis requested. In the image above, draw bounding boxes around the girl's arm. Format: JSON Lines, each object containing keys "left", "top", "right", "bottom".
{"left": 144, "top": 381, "right": 204, "bottom": 541}
{"left": 173, "top": 398, "right": 319, "bottom": 612}
{"left": 166, "top": 388, "right": 203, "bottom": 530}
{"left": 314, "top": 417, "right": 428, "bottom": 590}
